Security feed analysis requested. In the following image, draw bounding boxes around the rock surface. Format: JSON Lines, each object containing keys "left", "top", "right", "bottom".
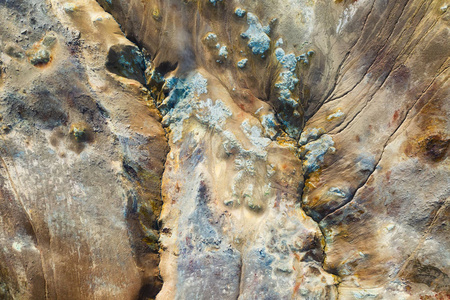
{"left": 0, "top": 0, "right": 448, "bottom": 299}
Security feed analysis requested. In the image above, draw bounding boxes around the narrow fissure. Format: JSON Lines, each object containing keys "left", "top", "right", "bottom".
{"left": 91, "top": 1, "right": 415, "bottom": 299}
{"left": 92, "top": 3, "right": 175, "bottom": 298}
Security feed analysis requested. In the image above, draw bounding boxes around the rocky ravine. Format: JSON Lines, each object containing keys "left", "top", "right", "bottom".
{"left": 0, "top": 0, "right": 448, "bottom": 299}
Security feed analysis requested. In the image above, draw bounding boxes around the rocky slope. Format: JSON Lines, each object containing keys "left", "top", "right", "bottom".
{"left": 0, "top": 0, "right": 448, "bottom": 299}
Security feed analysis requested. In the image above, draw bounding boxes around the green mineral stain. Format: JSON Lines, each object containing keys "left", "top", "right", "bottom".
{"left": 30, "top": 49, "right": 50, "bottom": 65}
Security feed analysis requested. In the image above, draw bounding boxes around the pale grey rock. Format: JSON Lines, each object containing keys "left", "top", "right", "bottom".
{"left": 0, "top": 0, "right": 448, "bottom": 299}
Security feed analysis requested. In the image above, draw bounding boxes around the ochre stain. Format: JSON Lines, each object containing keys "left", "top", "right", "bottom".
{"left": 392, "top": 110, "right": 399, "bottom": 123}
{"left": 402, "top": 133, "right": 449, "bottom": 163}
{"left": 420, "top": 135, "right": 449, "bottom": 162}
{"left": 419, "top": 292, "right": 450, "bottom": 300}
{"left": 385, "top": 170, "right": 391, "bottom": 182}
{"left": 304, "top": 169, "right": 323, "bottom": 192}
{"left": 404, "top": 143, "right": 413, "bottom": 157}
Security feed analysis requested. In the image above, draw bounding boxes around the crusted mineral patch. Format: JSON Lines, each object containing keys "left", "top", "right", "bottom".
{"left": 0, "top": 0, "right": 448, "bottom": 299}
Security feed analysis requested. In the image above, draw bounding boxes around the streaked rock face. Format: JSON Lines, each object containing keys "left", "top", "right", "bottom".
{"left": 0, "top": 0, "right": 167, "bottom": 298}
{"left": 0, "top": 0, "right": 448, "bottom": 299}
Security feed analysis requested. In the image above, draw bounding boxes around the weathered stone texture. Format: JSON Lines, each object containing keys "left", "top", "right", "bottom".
{"left": 0, "top": 0, "right": 448, "bottom": 299}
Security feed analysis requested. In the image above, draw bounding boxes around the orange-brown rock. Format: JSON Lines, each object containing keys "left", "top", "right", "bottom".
{"left": 0, "top": 0, "right": 448, "bottom": 299}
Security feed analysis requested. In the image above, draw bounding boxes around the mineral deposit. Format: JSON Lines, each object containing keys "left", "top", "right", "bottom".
{"left": 0, "top": 0, "right": 448, "bottom": 299}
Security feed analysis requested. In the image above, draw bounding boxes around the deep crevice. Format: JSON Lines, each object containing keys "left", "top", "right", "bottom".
{"left": 320, "top": 60, "right": 448, "bottom": 222}
{"left": 321, "top": 0, "right": 376, "bottom": 107}
{"left": 328, "top": 0, "right": 414, "bottom": 103}
{"left": 94, "top": 2, "right": 171, "bottom": 297}
{"left": 93, "top": 0, "right": 449, "bottom": 298}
